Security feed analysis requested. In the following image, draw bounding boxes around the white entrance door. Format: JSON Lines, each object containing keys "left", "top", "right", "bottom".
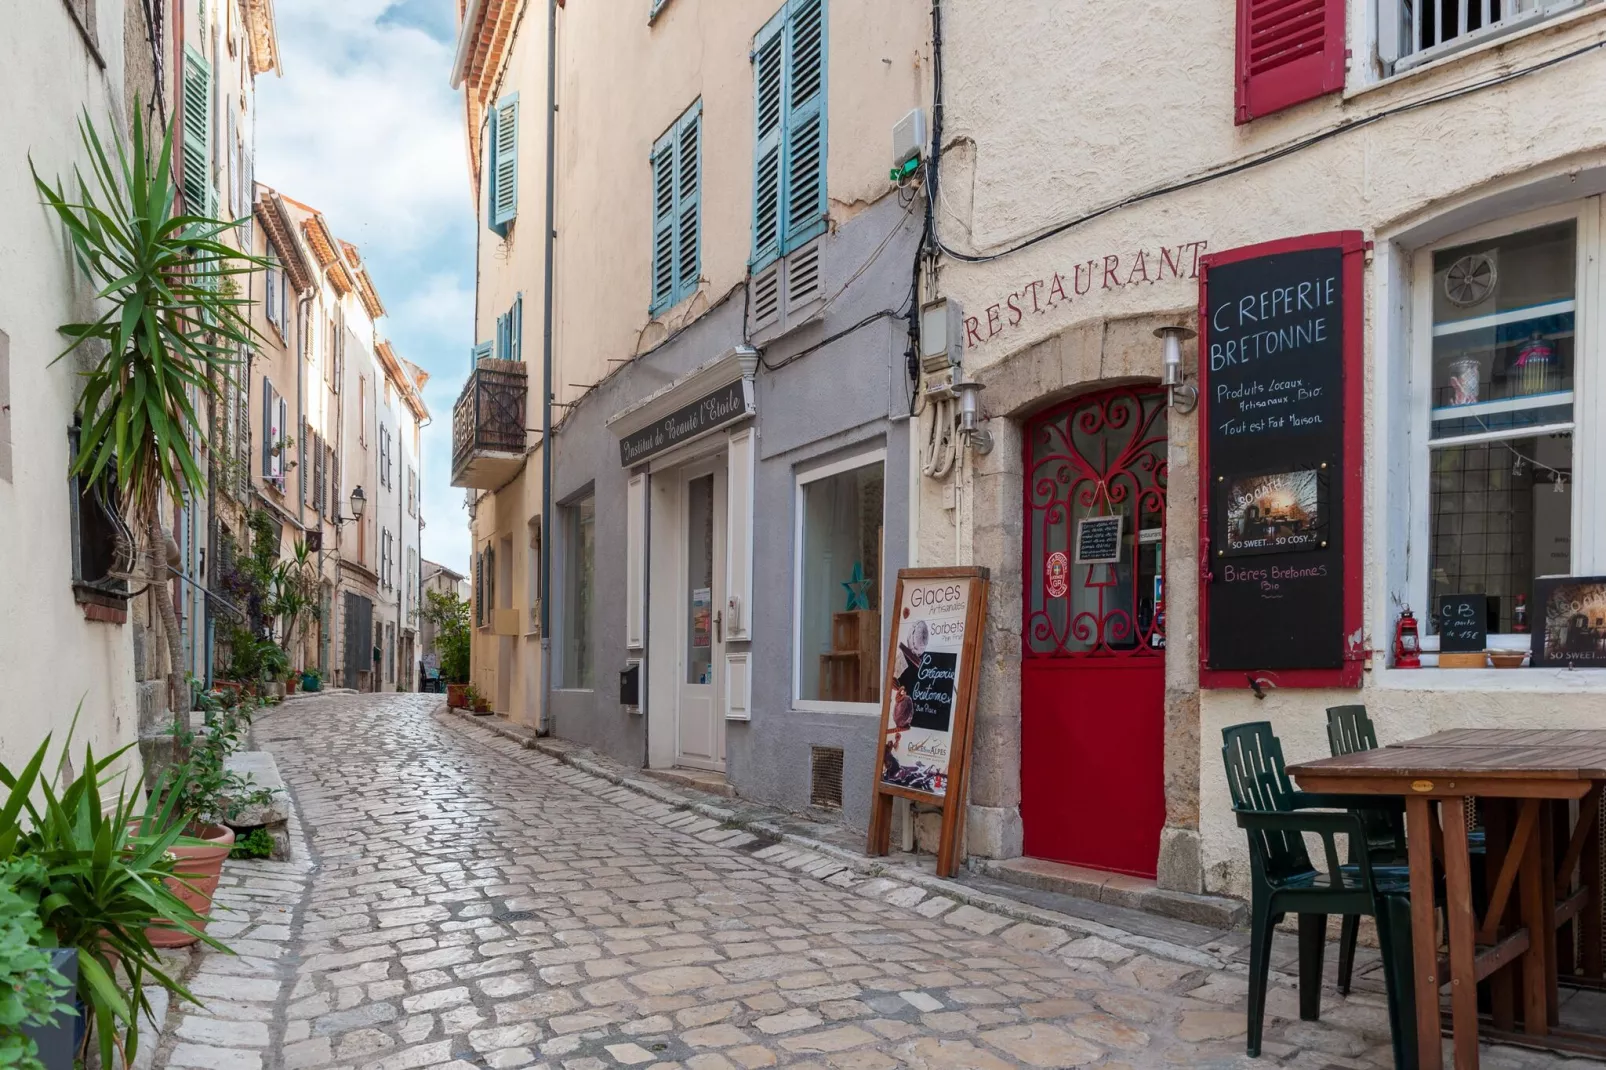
{"left": 677, "top": 461, "right": 726, "bottom": 770}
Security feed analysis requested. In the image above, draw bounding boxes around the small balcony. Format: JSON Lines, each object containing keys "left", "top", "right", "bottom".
{"left": 451, "top": 359, "right": 528, "bottom": 490}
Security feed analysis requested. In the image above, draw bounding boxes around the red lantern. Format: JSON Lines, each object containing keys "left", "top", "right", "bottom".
{"left": 1394, "top": 607, "right": 1421, "bottom": 669}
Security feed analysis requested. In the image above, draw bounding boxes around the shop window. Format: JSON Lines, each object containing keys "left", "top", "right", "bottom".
{"left": 562, "top": 496, "right": 595, "bottom": 689}
{"left": 794, "top": 452, "right": 884, "bottom": 708}
{"left": 1411, "top": 204, "right": 1596, "bottom": 649}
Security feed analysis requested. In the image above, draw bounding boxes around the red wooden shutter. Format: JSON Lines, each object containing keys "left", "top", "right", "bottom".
{"left": 1235, "top": 0, "right": 1346, "bottom": 124}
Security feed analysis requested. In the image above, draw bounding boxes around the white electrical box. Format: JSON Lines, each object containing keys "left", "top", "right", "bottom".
{"left": 920, "top": 299, "right": 963, "bottom": 375}
{"left": 892, "top": 108, "right": 926, "bottom": 170}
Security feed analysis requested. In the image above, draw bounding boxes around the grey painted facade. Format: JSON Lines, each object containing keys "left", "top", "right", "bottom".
{"left": 545, "top": 193, "right": 921, "bottom": 830}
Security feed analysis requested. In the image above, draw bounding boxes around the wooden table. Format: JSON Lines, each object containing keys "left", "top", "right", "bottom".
{"left": 1289, "top": 731, "right": 1606, "bottom": 1070}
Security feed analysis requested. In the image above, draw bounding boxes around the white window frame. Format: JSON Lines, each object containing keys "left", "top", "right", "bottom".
{"left": 1401, "top": 196, "right": 1606, "bottom": 663}
{"left": 1376, "top": 0, "right": 1598, "bottom": 76}
{"left": 791, "top": 447, "right": 887, "bottom": 713}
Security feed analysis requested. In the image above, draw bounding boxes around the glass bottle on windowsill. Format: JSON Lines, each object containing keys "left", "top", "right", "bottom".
{"left": 1513, "top": 593, "right": 1528, "bottom": 634}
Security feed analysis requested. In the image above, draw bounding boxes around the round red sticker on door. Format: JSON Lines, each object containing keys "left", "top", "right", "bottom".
{"left": 1045, "top": 551, "right": 1069, "bottom": 599}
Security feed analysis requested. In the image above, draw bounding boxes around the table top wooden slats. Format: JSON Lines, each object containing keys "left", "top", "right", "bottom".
{"left": 1290, "top": 744, "right": 1606, "bottom": 781}
{"left": 1398, "top": 729, "right": 1606, "bottom": 750}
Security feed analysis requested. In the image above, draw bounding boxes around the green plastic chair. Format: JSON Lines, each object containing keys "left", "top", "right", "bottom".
{"left": 1223, "top": 722, "right": 1417, "bottom": 1069}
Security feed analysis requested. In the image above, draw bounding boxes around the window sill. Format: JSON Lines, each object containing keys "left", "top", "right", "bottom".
{"left": 1345, "top": 2, "right": 1606, "bottom": 102}
{"left": 790, "top": 701, "right": 882, "bottom": 717}
{"left": 74, "top": 584, "right": 129, "bottom": 624}
{"left": 1373, "top": 665, "right": 1606, "bottom": 692}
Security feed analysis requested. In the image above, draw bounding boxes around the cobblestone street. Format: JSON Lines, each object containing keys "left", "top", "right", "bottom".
{"left": 150, "top": 693, "right": 1597, "bottom": 1070}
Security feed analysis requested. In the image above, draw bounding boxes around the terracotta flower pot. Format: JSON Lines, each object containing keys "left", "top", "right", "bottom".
{"left": 446, "top": 683, "right": 468, "bottom": 709}
{"left": 146, "top": 823, "right": 234, "bottom": 948}
{"left": 286, "top": 675, "right": 299, "bottom": 694}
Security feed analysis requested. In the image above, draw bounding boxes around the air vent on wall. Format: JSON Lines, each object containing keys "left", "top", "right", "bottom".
{"left": 786, "top": 242, "right": 822, "bottom": 311}
{"left": 810, "top": 745, "right": 844, "bottom": 810}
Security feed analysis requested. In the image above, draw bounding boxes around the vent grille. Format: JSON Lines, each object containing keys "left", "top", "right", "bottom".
{"left": 810, "top": 746, "right": 844, "bottom": 810}
{"left": 786, "top": 242, "right": 822, "bottom": 311}
{"left": 751, "top": 261, "right": 782, "bottom": 330}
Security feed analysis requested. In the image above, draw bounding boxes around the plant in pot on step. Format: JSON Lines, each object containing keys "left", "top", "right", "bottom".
{"left": 3, "top": 726, "right": 229, "bottom": 1069}
{"left": 424, "top": 589, "right": 472, "bottom": 706}
{"left": 144, "top": 702, "right": 275, "bottom": 947}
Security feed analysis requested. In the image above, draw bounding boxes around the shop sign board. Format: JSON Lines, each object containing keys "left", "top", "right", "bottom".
{"left": 866, "top": 566, "right": 989, "bottom": 878}
{"left": 1199, "top": 232, "right": 1365, "bottom": 688}
{"left": 618, "top": 378, "right": 752, "bottom": 466}
{"left": 1532, "top": 576, "right": 1606, "bottom": 667}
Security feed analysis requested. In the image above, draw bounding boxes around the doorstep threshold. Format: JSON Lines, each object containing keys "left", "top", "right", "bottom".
{"left": 640, "top": 766, "right": 737, "bottom": 799}
{"left": 971, "top": 856, "right": 1248, "bottom": 933}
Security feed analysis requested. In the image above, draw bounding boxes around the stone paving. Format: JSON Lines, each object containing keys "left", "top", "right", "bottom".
{"left": 151, "top": 693, "right": 1604, "bottom": 1070}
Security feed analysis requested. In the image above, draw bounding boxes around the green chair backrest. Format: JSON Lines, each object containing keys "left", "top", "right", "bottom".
{"left": 1326, "top": 704, "right": 1377, "bottom": 757}
{"left": 1222, "top": 721, "right": 1313, "bottom": 881}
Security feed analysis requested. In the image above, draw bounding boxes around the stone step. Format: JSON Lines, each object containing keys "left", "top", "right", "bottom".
{"left": 639, "top": 766, "right": 737, "bottom": 799}
{"left": 973, "top": 856, "right": 1247, "bottom": 931}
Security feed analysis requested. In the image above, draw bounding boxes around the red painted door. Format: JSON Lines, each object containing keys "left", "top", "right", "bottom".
{"left": 1022, "top": 388, "right": 1167, "bottom": 877}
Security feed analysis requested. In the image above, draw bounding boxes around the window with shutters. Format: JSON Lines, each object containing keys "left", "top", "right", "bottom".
{"left": 262, "top": 378, "right": 279, "bottom": 481}
{"left": 265, "top": 251, "right": 281, "bottom": 335}
{"left": 487, "top": 94, "right": 519, "bottom": 236}
{"left": 650, "top": 101, "right": 703, "bottom": 315}
{"left": 561, "top": 496, "right": 596, "bottom": 689}
{"left": 329, "top": 448, "right": 341, "bottom": 522}
{"left": 751, "top": 0, "right": 827, "bottom": 273}
{"left": 1379, "top": 0, "right": 1597, "bottom": 73}
{"left": 181, "top": 47, "right": 212, "bottom": 213}
{"left": 1233, "top": 0, "right": 1345, "bottom": 124}
{"left": 302, "top": 419, "right": 313, "bottom": 507}
{"left": 407, "top": 466, "right": 418, "bottom": 517}
{"left": 495, "top": 295, "right": 524, "bottom": 362}
{"left": 379, "top": 424, "right": 391, "bottom": 489}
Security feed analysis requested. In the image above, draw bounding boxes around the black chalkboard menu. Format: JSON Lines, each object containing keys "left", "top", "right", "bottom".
{"left": 1202, "top": 239, "right": 1357, "bottom": 679}
{"left": 1438, "top": 594, "right": 1488, "bottom": 653}
{"left": 1075, "top": 515, "right": 1123, "bottom": 564}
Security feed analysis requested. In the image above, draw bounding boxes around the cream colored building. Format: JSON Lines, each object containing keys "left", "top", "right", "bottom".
{"left": 451, "top": 0, "right": 931, "bottom": 821}
{"left": 923, "top": 0, "right": 1606, "bottom": 897}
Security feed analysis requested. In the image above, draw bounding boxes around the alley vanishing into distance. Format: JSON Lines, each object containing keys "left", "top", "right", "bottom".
{"left": 146, "top": 692, "right": 1551, "bottom": 1070}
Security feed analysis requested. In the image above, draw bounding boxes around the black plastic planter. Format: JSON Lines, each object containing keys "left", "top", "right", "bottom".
{"left": 20, "top": 948, "right": 79, "bottom": 1069}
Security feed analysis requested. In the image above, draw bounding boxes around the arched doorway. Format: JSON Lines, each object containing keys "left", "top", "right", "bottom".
{"left": 1021, "top": 386, "right": 1167, "bottom": 877}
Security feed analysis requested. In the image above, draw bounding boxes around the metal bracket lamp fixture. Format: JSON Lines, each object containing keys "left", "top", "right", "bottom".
{"left": 334, "top": 485, "right": 367, "bottom": 525}
{"left": 952, "top": 379, "right": 992, "bottom": 455}
{"left": 1155, "top": 326, "right": 1198, "bottom": 414}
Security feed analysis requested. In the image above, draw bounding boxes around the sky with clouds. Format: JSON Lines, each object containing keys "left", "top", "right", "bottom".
{"left": 256, "top": 0, "right": 474, "bottom": 574}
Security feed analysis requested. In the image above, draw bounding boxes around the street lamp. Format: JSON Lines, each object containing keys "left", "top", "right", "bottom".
{"left": 338, "top": 485, "right": 367, "bottom": 525}
{"left": 1155, "top": 325, "right": 1199, "bottom": 413}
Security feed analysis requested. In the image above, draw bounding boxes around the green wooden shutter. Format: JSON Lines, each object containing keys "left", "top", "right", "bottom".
{"left": 784, "top": 0, "right": 827, "bottom": 252}
{"left": 650, "top": 127, "right": 676, "bottom": 313}
{"left": 750, "top": 11, "right": 786, "bottom": 270}
{"left": 491, "top": 94, "right": 519, "bottom": 230}
{"left": 675, "top": 104, "right": 702, "bottom": 304}
{"left": 181, "top": 46, "right": 212, "bottom": 212}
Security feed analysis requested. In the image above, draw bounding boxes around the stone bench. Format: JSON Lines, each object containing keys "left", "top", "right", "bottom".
{"left": 222, "top": 751, "right": 291, "bottom": 860}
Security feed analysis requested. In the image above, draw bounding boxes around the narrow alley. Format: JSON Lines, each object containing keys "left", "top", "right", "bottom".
{"left": 152, "top": 692, "right": 1545, "bottom": 1070}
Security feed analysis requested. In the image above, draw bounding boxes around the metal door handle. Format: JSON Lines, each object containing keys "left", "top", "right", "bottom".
{"left": 714, "top": 610, "right": 722, "bottom": 643}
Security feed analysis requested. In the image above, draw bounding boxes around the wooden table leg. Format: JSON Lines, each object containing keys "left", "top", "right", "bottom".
{"left": 1409, "top": 795, "right": 1445, "bottom": 1070}
{"left": 1520, "top": 801, "right": 1549, "bottom": 1037}
{"left": 1541, "top": 802, "right": 1560, "bottom": 1028}
{"left": 1485, "top": 799, "right": 1516, "bottom": 1032}
{"left": 1556, "top": 800, "right": 1577, "bottom": 982}
{"left": 1585, "top": 786, "right": 1603, "bottom": 980}
{"left": 1444, "top": 795, "right": 1481, "bottom": 1070}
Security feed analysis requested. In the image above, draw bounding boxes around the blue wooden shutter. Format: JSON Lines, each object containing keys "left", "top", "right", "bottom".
{"left": 472, "top": 340, "right": 493, "bottom": 368}
{"left": 495, "top": 311, "right": 510, "bottom": 360}
{"left": 650, "top": 128, "right": 676, "bottom": 313}
{"left": 675, "top": 104, "right": 702, "bottom": 304}
{"left": 261, "top": 379, "right": 275, "bottom": 478}
{"left": 492, "top": 94, "right": 519, "bottom": 230}
{"left": 512, "top": 293, "right": 524, "bottom": 362}
{"left": 750, "top": 11, "right": 786, "bottom": 270}
{"left": 181, "top": 46, "right": 212, "bottom": 212}
{"left": 784, "top": 0, "right": 827, "bottom": 252}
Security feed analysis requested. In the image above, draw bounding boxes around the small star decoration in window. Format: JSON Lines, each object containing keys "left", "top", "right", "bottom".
{"left": 842, "top": 562, "right": 872, "bottom": 611}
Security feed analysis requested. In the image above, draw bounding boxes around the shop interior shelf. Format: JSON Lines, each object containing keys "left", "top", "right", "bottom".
{"left": 1432, "top": 298, "right": 1575, "bottom": 339}
{"left": 1431, "top": 390, "right": 1575, "bottom": 422}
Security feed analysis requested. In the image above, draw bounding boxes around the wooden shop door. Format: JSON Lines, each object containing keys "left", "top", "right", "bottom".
{"left": 1021, "top": 387, "right": 1168, "bottom": 877}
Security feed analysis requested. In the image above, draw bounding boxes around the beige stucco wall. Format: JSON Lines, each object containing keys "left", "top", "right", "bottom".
{"left": 928, "top": 1, "right": 1606, "bottom": 895}
{"left": 0, "top": 0, "right": 142, "bottom": 783}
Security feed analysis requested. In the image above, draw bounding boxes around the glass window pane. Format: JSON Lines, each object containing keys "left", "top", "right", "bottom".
{"left": 687, "top": 474, "right": 714, "bottom": 686}
{"left": 799, "top": 461, "right": 883, "bottom": 703}
{"left": 1427, "top": 433, "right": 1571, "bottom": 635}
{"left": 1430, "top": 222, "right": 1576, "bottom": 443}
{"left": 563, "top": 497, "right": 595, "bottom": 688}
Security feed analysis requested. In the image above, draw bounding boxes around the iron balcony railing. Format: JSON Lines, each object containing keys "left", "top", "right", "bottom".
{"left": 452, "top": 360, "right": 528, "bottom": 475}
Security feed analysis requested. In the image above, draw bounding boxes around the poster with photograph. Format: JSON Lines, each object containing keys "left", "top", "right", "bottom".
{"left": 1532, "top": 576, "right": 1606, "bottom": 668}
{"left": 880, "top": 577, "right": 973, "bottom": 798}
{"left": 1223, "top": 469, "right": 1326, "bottom": 555}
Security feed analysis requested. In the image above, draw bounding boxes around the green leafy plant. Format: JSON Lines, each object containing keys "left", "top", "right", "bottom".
{"left": 228, "top": 828, "right": 275, "bottom": 861}
{"left": 0, "top": 860, "right": 75, "bottom": 1070}
{"left": 2, "top": 725, "right": 229, "bottom": 1067}
{"left": 165, "top": 703, "right": 273, "bottom": 829}
{"left": 422, "top": 589, "right": 471, "bottom": 684}
{"left": 31, "top": 99, "right": 265, "bottom": 728}
{"left": 270, "top": 541, "right": 320, "bottom": 658}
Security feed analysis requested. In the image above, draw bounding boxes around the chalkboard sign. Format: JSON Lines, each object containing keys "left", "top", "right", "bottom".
{"left": 1200, "top": 234, "right": 1362, "bottom": 685}
{"left": 1438, "top": 594, "right": 1487, "bottom": 653}
{"left": 1075, "top": 515, "right": 1123, "bottom": 565}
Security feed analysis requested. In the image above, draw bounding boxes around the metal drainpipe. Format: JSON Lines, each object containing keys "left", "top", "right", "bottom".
{"left": 538, "top": 0, "right": 558, "bottom": 736}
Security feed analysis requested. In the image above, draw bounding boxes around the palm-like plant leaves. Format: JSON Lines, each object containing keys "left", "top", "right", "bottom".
{"left": 30, "top": 97, "right": 265, "bottom": 520}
